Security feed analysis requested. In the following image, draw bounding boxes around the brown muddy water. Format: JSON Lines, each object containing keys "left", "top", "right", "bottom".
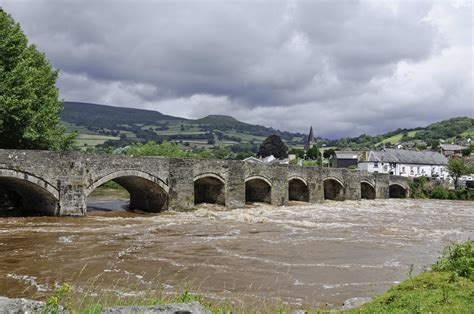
{"left": 0, "top": 189, "right": 472, "bottom": 309}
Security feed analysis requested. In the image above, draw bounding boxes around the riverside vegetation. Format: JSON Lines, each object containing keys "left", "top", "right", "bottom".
{"left": 39, "top": 241, "right": 473, "bottom": 313}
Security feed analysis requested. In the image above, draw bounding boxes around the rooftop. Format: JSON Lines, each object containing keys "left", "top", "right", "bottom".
{"left": 365, "top": 148, "right": 448, "bottom": 165}
{"left": 334, "top": 151, "right": 360, "bottom": 159}
{"left": 440, "top": 144, "right": 466, "bottom": 151}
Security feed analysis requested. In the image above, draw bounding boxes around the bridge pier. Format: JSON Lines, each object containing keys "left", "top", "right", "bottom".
{"left": 168, "top": 158, "right": 194, "bottom": 211}
{"left": 58, "top": 178, "right": 87, "bottom": 216}
{"left": 343, "top": 170, "right": 361, "bottom": 201}
{"left": 307, "top": 171, "right": 324, "bottom": 202}
{"left": 226, "top": 161, "right": 245, "bottom": 208}
{"left": 270, "top": 166, "right": 288, "bottom": 206}
{"left": 375, "top": 174, "right": 390, "bottom": 199}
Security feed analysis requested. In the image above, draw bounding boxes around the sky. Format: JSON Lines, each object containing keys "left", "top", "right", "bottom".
{"left": 2, "top": 0, "right": 473, "bottom": 138}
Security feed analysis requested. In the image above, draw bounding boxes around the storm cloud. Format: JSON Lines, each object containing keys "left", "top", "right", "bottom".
{"left": 2, "top": 0, "right": 473, "bottom": 138}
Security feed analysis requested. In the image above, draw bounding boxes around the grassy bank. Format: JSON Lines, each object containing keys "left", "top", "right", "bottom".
{"left": 42, "top": 241, "right": 473, "bottom": 313}
{"left": 347, "top": 241, "right": 473, "bottom": 314}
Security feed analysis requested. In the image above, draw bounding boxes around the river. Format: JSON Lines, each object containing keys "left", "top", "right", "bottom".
{"left": 0, "top": 191, "right": 472, "bottom": 310}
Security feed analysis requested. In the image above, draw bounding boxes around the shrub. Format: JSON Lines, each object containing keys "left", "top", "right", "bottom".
{"left": 431, "top": 185, "right": 449, "bottom": 199}
{"left": 432, "top": 241, "right": 474, "bottom": 280}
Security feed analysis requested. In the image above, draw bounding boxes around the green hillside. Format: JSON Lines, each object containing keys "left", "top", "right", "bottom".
{"left": 61, "top": 102, "right": 473, "bottom": 152}
{"left": 61, "top": 102, "right": 305, "bottom": 150}
{"left": 322, "top": 117, "right": 473, "bottom": 150}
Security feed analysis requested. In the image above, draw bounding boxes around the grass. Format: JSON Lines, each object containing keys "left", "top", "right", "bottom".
{"left": 461, "top": 127, "right": 474, "bottom": 137}
{"left": 41, "top": 242, "right": 474, "bottom": 313}
{"left": 348, "top": 241, "right": 474, "bottom": 314}
{"left": 74, "top": 134, "right": 119, "bottom": 147}
{"left": 348, "top": 271, "right": 473, "bottom": 313}
{"left": 379, "top": 131, "right": 417, "bottom": 145}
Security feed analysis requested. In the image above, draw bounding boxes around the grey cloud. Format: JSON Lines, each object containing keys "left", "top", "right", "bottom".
{"left": 2, "top": 0, "right": 472, "bottom": 138}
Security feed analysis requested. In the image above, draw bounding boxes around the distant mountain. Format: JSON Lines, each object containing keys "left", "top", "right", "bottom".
{"left": 61, "top": 101, "right": 306, "bottom": 149}
{"left": 62, "top": 101, "right": 184, "bottom": 129}
{"left": 61, "top": 101, "right": 473, "bottom": 151}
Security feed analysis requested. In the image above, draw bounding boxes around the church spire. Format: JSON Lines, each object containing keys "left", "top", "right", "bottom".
{"left": 304, "top": 126, "right": 316, "bottom": 151}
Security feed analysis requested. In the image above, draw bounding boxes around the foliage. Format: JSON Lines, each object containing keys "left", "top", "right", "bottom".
{"left": 349, "top": 241, "right": 474, "bottom": 314}
{"left": 448, "top": 188, "right": 474, "bottom": 201}
{"left": 462, "top": 144, "right": 474, "bottom": 156}
{"left": 257, "top": 135, "right": 288, "bottom": 159}
{"left": 127, "top": 141, "right": 207, "bottom": 159}
{"left": 409, "top": 176, "right": 430, "bottom": 199}
{"left": 447, "top": 158, "right": 469, "bottom": 189}
{"left": 99, "top": 180, "right": 122, "bottom": 189}
{"left": 41, "top": 283, "right": 71, "bottom": 313}
{"left": 289, "top": 148, "right": 304, "bottom": 158}
{"left": 0, "top": 9, "right": 74, "bottom": 150}
{"left": 302, "top": 160, "right": 319, "bottom": 167}
{"left": 431, "top": 185, "right": 449, "bottom": 199}
{"left": 416, "top": 143, "right": 427, "bottom": 150}
{"left": 432, "top": 241, "right": 473, "bottom": 280}
{"left": 323, "top": 148, "right": 336, "bottom": 159}
{"left": 306, "top": 144, "right": 320, "bottom": 160}
{"left": 349, "top": 271, "right": 473, "bottom": 313}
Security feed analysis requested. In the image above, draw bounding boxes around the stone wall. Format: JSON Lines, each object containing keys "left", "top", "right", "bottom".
{"left": 0, "top": 150, "right": 412, "bottom": 216}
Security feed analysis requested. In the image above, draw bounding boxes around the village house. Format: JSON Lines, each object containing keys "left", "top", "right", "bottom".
{"left": 358, "top": 148, "right": 448, "bottom": 178}
{"left": 439, "top": 143, "right": 466, "bottom": 157}
{"left": 330, "top": 151, "right": 360, "bottom": 168}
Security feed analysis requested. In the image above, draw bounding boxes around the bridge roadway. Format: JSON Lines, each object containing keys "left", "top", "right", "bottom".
{"left": 0, "top": 150, "right": 411, "bottom": 216}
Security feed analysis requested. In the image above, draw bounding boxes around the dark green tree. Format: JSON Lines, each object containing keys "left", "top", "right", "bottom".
{"left": 257, "top": 135, "right": 288, "bottom": 159}
{"left": 0, "top": 9, "right": 73, "bottom": 150}
{"left": 323, "top": 148, "right": 336, "bottom": 159}
{"left": 306, "top": 144, "right": 320, "bottom": 160}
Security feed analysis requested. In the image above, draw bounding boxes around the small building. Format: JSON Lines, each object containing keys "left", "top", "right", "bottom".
{"left": 330, "top": 151, "right": 360, "bottom": 168}
{"left": 439, "top": 144, "right": 466, "bottom": 157}
{"left": 358, "top": 148, "right": 448, "bottom": 178}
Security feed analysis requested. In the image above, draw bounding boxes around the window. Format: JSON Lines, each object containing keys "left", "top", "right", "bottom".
{"left": 402, "top": 166, "right": 405, "bottom": 172}
{"left": 374, "top": 162, "right": 379, "bottom": 168}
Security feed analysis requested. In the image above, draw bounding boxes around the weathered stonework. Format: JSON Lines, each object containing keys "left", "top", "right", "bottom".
{"left": 0, "top": 150, "right": 412, "bottom": 216}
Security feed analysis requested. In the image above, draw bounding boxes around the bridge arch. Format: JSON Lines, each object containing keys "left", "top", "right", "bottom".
{"left": 389, "top": 183, "right": 408, "bottom": 198}
{"left": 288, "top": 176, "right": 309, "bottom": 202}
{"left": 86, "top": 170, "right": 169, "bottom": 212}
{"left": 323, "top": 177, "right": 345, "bottom": 201}
{"left": 245, "top": 176, "right": 271, "bottom": 204}
{"left": 194, "top": 173, "right": 225, "bottom": 205}
{"left": 0, "top": 169, "right": 59, "bottom": 215}
{"left": 360, "top": 180, "right": 376, "bottom": 200}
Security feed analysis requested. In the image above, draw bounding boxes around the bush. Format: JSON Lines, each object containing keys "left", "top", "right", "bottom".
{"left": 409, "top": 176, "right": 430, "bottom": 199}
{"left": 432, "top": 241, "right": 474, "bottom": 280}
{"left": 431, "top": 185, "right": 449, "bottom": 199}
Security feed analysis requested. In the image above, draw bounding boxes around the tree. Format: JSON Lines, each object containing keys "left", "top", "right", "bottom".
{"left": 323, "top": 148, "right": 336, "bottom": 159}
{"left": 462, "top": 144, "right": 474, "bottom": 156}
{"left": 0, "top": 9, "right": 73, "bottom": 150}
{"left": 288, "top": 148, "right": 304, "bottom": 159}
{"left": 447, "top": 158, "right": 469, "bottom": 189}
{"left": 306, "top": 144, "right": 320, "bottom": 160}
{"left": 429, "top": 139, "right": 440, "bottom": 151}
{"left": 257, "top": 135, "right": 288, "bottom": 159}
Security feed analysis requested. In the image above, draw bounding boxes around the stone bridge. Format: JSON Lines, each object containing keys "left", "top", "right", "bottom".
{"left": 0, "top": 150, "right": 412, "bottom": 216}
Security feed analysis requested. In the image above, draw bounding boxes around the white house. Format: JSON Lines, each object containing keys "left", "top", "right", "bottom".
{"left": 358, "top": 149, "right": 448, "bottom": 178}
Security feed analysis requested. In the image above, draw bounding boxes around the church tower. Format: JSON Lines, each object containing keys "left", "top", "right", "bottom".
{"left": 304, "top": 126, "right": 316, "bottom": 151}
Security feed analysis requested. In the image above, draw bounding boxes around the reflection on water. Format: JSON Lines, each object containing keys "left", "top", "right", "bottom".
{"left": 0, "top": 194, "right": 472, "bottom": 310}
